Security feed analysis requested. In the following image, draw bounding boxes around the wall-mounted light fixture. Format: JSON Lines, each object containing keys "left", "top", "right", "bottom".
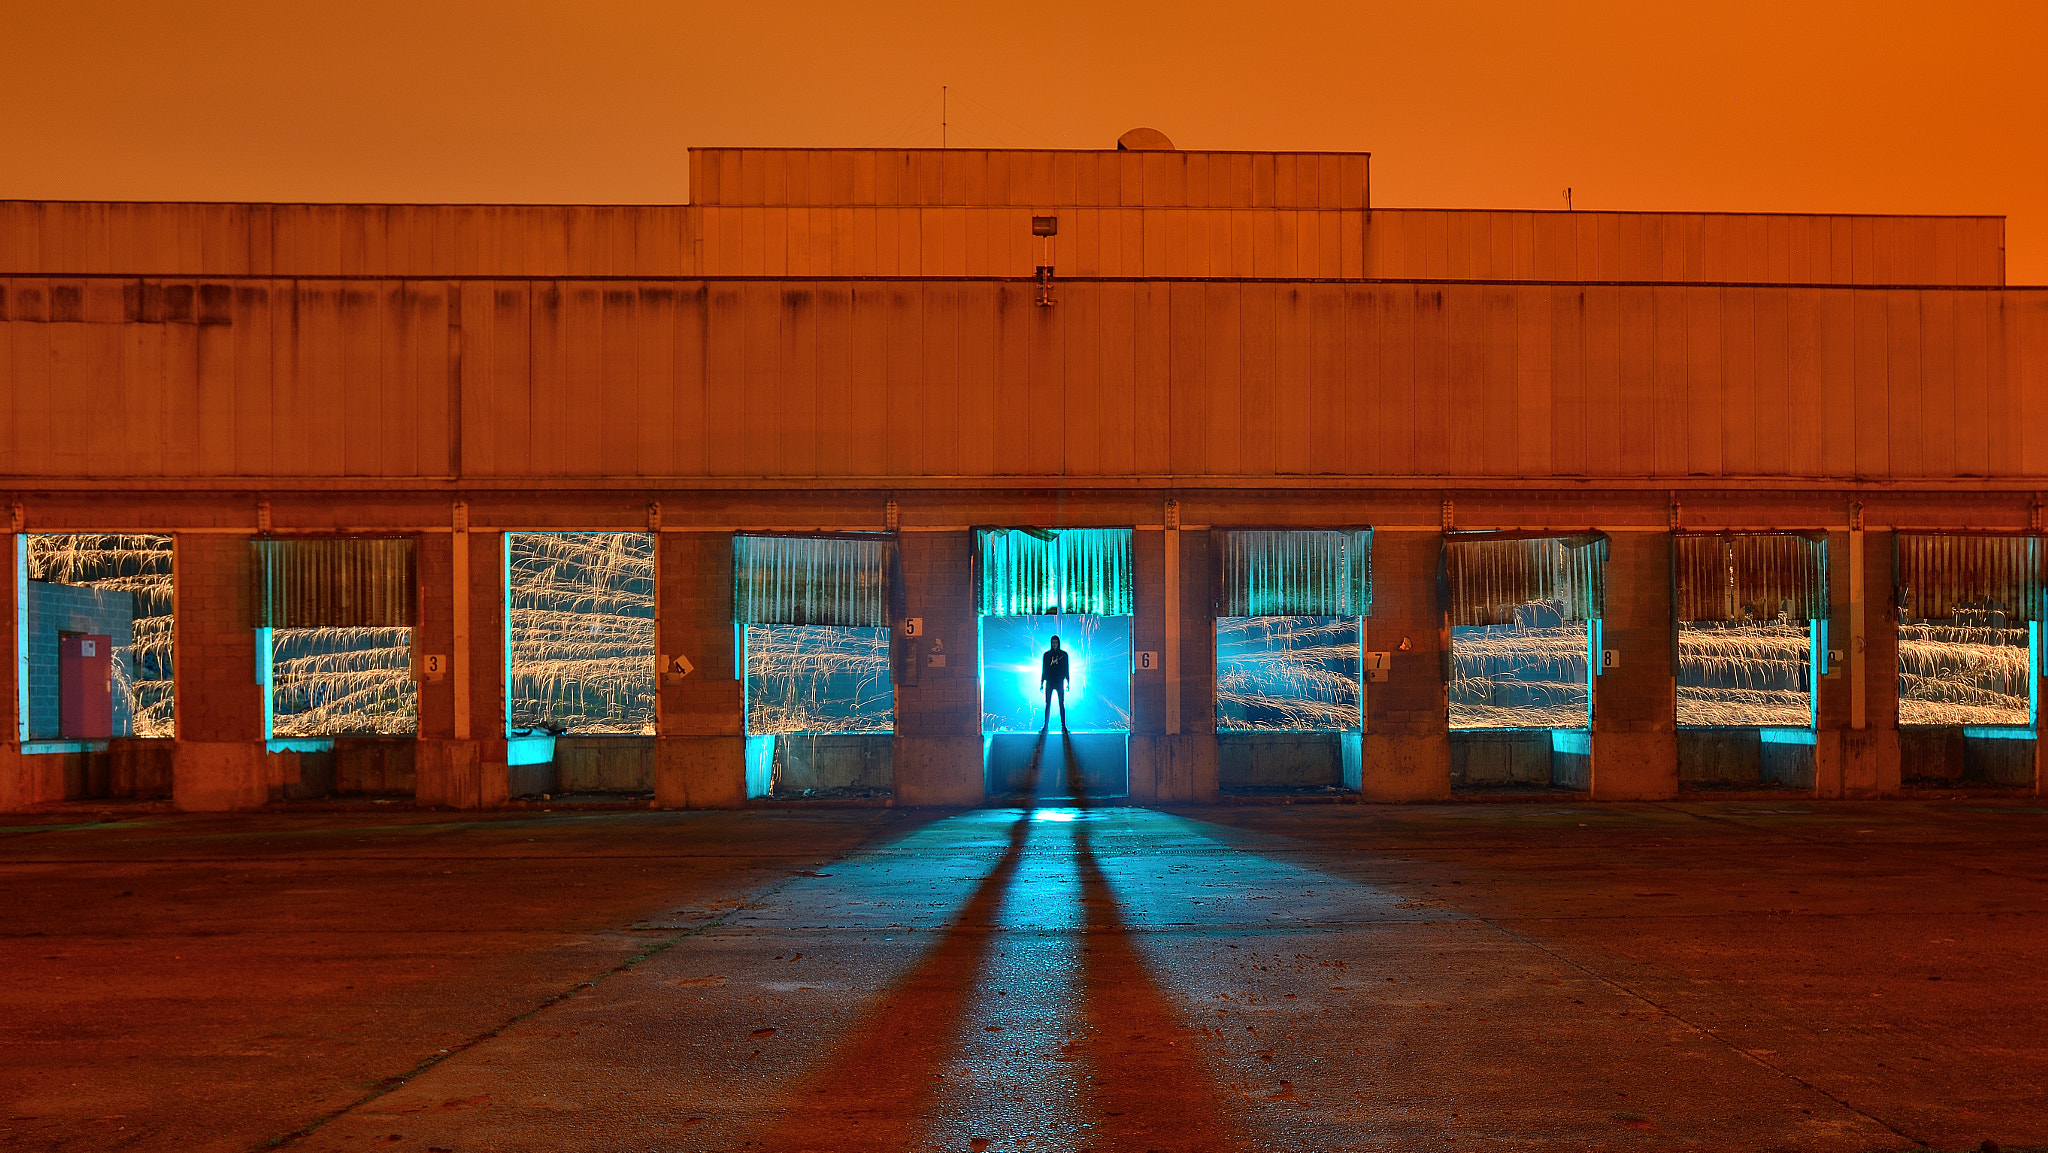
{"left": 1033, "top": 216, "right": 1057, "bottom": 307}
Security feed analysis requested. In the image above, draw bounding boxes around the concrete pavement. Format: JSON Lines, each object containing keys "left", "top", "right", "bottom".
{"left": 2, "top": 800, "right": 2044, "bottom": 1151}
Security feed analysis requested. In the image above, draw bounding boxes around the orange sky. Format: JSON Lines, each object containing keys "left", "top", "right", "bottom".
{"left": 6, "top": 0, "right": 2044, "bottom": 281}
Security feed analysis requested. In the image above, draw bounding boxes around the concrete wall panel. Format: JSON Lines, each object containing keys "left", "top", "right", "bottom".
{"left": 11, "top": 280, "right": 2045, "bottom": 485}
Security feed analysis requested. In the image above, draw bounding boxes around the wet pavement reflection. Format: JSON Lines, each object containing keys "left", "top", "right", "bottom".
{"left": 274, "top": 766, "right": 2021, "bottom": 1152}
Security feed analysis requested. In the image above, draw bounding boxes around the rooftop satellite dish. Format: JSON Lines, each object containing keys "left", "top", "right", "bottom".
{"left": 1116, "top": 127, "right": 1175, "bottom": 151}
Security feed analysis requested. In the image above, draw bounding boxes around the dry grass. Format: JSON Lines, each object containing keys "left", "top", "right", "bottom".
{"left": 270, "top": 627, "right": 418, "bottom": 737}
{"left": 744, "top": 625, "right": 893, "bottom": 734}
{"left": 506, "top": 532, "right": 656, "bottom": 734}
{"left": 1898, "top": 623, "right": 2031, "bottom": 726}
{"left": 1450, "top": 608, "right": 1591, "bottom": 730}
{"left": 1677, "top": 621, "right": 1811, "bottom": 727}
{"left": 1216, "top": 616, "right": 1362, "bottom": 732}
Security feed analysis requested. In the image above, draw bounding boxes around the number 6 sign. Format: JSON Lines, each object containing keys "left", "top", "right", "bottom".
{"left": 1134, "top": 651, "right": 1159, "bottom": 671}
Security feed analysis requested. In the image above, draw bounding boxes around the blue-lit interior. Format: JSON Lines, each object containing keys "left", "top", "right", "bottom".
{"left": 744, "top": 624, "right": 894, "bottom": 735}
{"left": 1215, "top": 616, "right": 1361, "bottom": 732}
{"left": 979, "top": 614, "right": 1131, "bottom": 734}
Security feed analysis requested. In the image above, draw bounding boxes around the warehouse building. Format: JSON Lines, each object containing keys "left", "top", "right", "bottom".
{"left": 2, "top": 135, "right": 2043, "bottom": 811}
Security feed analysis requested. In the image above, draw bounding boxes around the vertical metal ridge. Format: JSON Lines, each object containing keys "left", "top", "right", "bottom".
{"left": 1896, "top": 532, "right": 2042, "bottom": 623}
{"left": 251, "top": 537, "right": 417, "bottom": 629}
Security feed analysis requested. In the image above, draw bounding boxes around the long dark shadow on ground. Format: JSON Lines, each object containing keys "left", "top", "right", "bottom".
{"left": 746, "top": 742, "right": 1046, "bottom": 1150}
{"left": 1069, "top": 741, "right": 1237, "bottom": 1151}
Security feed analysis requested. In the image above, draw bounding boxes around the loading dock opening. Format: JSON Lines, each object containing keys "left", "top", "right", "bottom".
{"left": 1893, "top": 533, "right": 2040, "bottom": 789}
{"left": 252, "top": 538, "right": 420, "bottom": 799}
{"left": 978, "top": 529, "right": 1133, "bottom": 800}
{"left": 1673, "top": 533, "right": 1827, "bottom": 791}
{"left": 1213, "top": 529, "right": 1370, "bottom": 796}
{"left": 1445, "top": 534, "right": 1604, "bottom": 793}
{"left": 14, "top": 534, "right": 175, "bottom": 801}
{"left": 734, "top": 533, "right": 896, "bottom": 800}
{"left": 504, "top": 532, "right": 657, "bottom": 798}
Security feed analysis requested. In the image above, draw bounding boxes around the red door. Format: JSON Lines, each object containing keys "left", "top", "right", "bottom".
{"left": 60, "top": 633, "right": 113, "bottom": 740}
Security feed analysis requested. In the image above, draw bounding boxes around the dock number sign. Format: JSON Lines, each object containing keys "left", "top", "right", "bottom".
{"left": 1134, "top": 651, "right": 1159, "bottom": 671}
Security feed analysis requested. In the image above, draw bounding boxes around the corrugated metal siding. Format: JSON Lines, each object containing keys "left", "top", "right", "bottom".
{"left": 1217, "top": 529, "right": 1371, "bottom": 617}
{"left": 0, "top": 197, "right": 2001, "bottom": 285}
{"left": 1896, "top": 533, "right": 2042, "bottom": 623}
{"left": 252, "top": 538, "right": 415, "bottom": 628}
{"left": 1674, "top": 533, "right": 1828, "bottom": 622}
{"left": 977, "top": 528, "right": 1134, "bottom": 617}
{"left": 1445, "top": 535, "right": 1607, "bottom": 626}
{"left": 731, "top": 534, "right": 891, "bottom": 627}
{"left": 688, "top": 149, "right": 1370, "bottom": 209}
{"left": 688, "top": 205, "right": 2001, "bottom": 285}
{"left": 1363, "top": 210, "right": 2004, "bottom": 287}
{"left": 0, "top": 202, "right": 698, "bottom": 278}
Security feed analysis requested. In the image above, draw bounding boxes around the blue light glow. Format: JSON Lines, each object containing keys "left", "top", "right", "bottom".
{"left": 1215, "top": 616, "right": 1361, "bottom": 732}
{"left": 979, "top": 614, "right": 1132, "bottom": 734}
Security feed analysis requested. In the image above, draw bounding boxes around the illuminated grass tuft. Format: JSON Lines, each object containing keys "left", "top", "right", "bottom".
{"left": 1217, "top": 616, "right": 1361, "bottom": 732}
{"left": 507, "top": 532, "right": 656, "bottom": 734}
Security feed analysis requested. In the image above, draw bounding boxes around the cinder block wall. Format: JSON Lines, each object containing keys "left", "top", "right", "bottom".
{"left": 410, "top": 530, "right": 510, "bottom": 810}
{"left": 23, "top": 582, "right": 136, "bottom": 739}
{"left": 655, "top": 532, "right": 744, "bottom": 808}
{"left": 414, "top": 531, "right": 455, "bottom": 741}
{"left": 1129, "top": 526, "right": 1220, "bottom": 803}
{"left": 1130, "top": 531, "right": 1166, "bottom": 735}
{"left": 1, "top": 533, "right": 13, "bottom": 741}
{"left": 171, "top": 534, "right": 267, "bottom": 809}
{"left": 1177, "top": 530, "right": 1218, "bottom": 741}
{"left": 174, "top": 535, "right": 259, "bottom": 743}
{"left": 466, "top": 531, "right": 508, "bottom": 753}
{"left": 0, "top": 532, "right": 34, "bottom": 808}
{"left": 1592, "top": 533, "right": 1679, "bottom": 799}
{"left": 1361, "top": 531, "right": 1450, "bottom": 800}
{"left": 1841, "top": 531, "right": 1902, "bottom": 795}
{"left": 891, "top": 530, "right": 983, "bottom": 806}
{"left": 1130, "top": 530, "right": 1167, "bottom": 798}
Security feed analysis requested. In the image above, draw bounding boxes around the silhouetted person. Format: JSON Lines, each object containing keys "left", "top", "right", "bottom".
{"left": 1040, "top": 636, "right": 1070, "bottom": 732}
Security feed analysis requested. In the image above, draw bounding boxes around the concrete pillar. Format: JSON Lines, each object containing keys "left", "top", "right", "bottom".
{"left": 891, "top": 530, "right": 982, "bottom": 806}
{"left": 414, "top": 530, "right": 506, "bottom": 810}
{"left": 1590, "top": 532, "right": 1678, "bottom": 800}
{"left": 1809, "top": 530, "right": 1853, "bottom": 796}
{"left": 1361, "top": 531, "right": 1450, "bottom": 800}
{"left": 170, "top": 534, "right": 269, "bottom": 811}
{"left": 655, "top": 533, "right": 744, "bottom": 808}
{"left": 1129, "top": 527, "right": 1219, "bottom": 804}
{"left": 1835, "top": 529, "right": 1901, "bottom": 797}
